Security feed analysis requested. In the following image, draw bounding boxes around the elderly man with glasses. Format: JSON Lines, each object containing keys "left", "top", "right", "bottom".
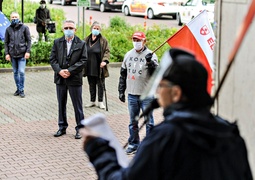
{"left": 80, "top": 48, "right": 253, "bottom": 180}
{"left": 50, "top": 19, "right": 88, "bottom": 139}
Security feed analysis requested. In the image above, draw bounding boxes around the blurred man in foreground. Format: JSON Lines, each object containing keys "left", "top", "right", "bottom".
{"left": 80, "top": 48, "right": 253, "bottom": 179}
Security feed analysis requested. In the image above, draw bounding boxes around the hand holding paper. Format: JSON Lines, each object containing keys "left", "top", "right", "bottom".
{"left": 80, "top": 113, "right": 130, "bottom": 168}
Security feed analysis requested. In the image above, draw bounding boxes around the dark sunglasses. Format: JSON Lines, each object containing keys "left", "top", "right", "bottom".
{"left": 64, "top": 27, "right": 75, "bottom": 30}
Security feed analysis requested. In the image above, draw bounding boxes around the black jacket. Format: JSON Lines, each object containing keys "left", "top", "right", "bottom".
{"left": 84, "top": 33, "right": 110, "bottom": 78}
{"left": 85, "top": 103, "right": 253, "bottom": 180}
{"left": 50, "top": 35, "right": 87, "bottom": 86}
{"left": 4, "top": 22, "right": 31, "bottom": 58}
{"left": 35, "top": 7, "right": 51, "bottom": 33}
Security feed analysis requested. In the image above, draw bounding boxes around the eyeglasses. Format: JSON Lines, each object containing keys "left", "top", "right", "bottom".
{"left": 64, "top": 27, "right": 75, "bottom": 30}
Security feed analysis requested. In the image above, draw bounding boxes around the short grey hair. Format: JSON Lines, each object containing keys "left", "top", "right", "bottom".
{"left": 62, "top": 19, "right": 76, "bottom": 28}
{"left": 10, "top": 12, "right": 20, "bottom": 18}
{"left": 90, "top": 21, "right": 101, "bottom": 31}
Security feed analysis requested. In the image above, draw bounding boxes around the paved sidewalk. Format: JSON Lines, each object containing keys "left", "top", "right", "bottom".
{"left": 0, "top": 66, "right": 163, "bottom": 179}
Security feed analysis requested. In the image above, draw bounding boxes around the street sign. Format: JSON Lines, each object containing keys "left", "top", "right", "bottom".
{"left": 77, "top": 0, "right": 90, "bottom": 7}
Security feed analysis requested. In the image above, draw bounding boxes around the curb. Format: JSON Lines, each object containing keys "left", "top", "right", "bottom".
{"left": 0, "top": 62, "right": 122, "bottom": 73}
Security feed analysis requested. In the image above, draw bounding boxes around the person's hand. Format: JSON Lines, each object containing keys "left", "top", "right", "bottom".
{"left": 145, "top": 53, "right": 153, "bottom": 63}
{"left": 59, "top": 69, "right": 70, "bottom": 78}
{"left": 100, "top": 61, "right": 106, "bottom": 68}
{"left": 42, "top": 22, "right": 46, "bottom": 26}
{"left": 79, "top": 127, "right": 99, "bottom": 148}
{"left": 24, "top": 53, "right": 30, "bottom": 59}
{"left": 119, "top": 93, "right": 125, "bottom": 102}
{"left": 5, "top": 54, "right": 11, "bottom": 61}
{"left": 63, "top": 69, "right": 70, "bottom": 77}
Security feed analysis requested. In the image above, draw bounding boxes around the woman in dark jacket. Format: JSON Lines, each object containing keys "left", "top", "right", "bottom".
{"left": 84, "top": 21, "right": 110, "bottom": 109}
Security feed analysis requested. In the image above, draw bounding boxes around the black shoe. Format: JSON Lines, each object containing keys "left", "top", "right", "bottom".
{"left": 14, "top": 90, "right": 20, "bottom": 96}
{"left": 126, "top": 147, "right": 137, "bottom": 155}
{"left": 54, "top": 129, "right": 66, "bottom": 137}
{"left": 19, "top": 91, "right": 25, "bottom": 98}
{"left": 75, "top": 132, "right": 82, "bottom": 139}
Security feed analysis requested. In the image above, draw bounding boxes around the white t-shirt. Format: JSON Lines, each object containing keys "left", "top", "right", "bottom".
{"left": 121, "top": 47, "right": 158, "bottom": 95}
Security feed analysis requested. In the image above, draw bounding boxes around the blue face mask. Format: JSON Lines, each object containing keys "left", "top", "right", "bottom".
{"left": 11, "top": 19, "right": 19, "bottom": 26}
{"left": 64, "top": 29, "right": 74, "bottom": 38}
{"left": 92, "top": 29, "right": 100, "bottom": 36}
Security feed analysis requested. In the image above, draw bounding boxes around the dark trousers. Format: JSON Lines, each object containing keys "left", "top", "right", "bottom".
{"left": 87, "top": 76, "right": 104, "bottom": 102}
{"left": 56, "top": 84, "right": 84, "bottom": 132}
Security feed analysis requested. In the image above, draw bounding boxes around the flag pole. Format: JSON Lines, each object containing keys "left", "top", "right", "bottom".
{"left": 152, "top": 39, "right": 169, "bottom": 54}
{"left": 151, "top": 25, "right": 186, "bottom": 54}
{"left": 213, "top": 0, "right": 255, "bottom": 101}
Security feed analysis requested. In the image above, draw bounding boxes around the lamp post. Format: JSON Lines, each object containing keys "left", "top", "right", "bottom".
{"left": 0, "top": 0, "right": 3, "bottom": 12}
{"left": 21, "top": 0, "right": 24, "bottom": 22}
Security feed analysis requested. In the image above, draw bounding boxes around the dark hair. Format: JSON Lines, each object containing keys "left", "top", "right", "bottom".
{"left": 40, "top": 0, "right": 46, "bottom": 4}
{"left": 163, "top": 48, "right": 213, "bottom": 107}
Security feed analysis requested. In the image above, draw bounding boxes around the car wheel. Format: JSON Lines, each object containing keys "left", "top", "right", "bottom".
{"left": 124, "top": 6, "right": 130, "bottom": 16}
{"left": 48, "top": 0, "right": 53, "bottom": 4}
{"left": 61, "top": 0, "right": 66, "bottom": 6}
{"left": 177, "top": 13, "right": 183, "bottom": 26}
{"left": 147, "top": 9, "right": 155, "bottom": 19}
{"left": 100, "top": 3, "right": 106, "bottom": 12}
{"left": 172, "top": 13, "right": 177, "bottom": 20}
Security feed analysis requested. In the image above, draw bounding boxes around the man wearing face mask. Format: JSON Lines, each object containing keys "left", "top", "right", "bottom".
{"left": 118, "top": 31, "right": 158, "bottom": 154}
{"left": 50, "top": 19, "right": 87, "bottom": 139}
{"left": 4, "top": 12, "right": 31, "bottom": 98}
{"left": 35, "top": 0, "right": 51, "bottom": 41}
{"left": 83, "top": 21, "right": 110, "bottom": 109}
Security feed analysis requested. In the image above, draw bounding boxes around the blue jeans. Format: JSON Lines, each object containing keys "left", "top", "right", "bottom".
{"left": 127, "top": 94, "right": 154, "bottom": 149}
{"left": 11, "top": 58, "right": 26, "bottom": 92}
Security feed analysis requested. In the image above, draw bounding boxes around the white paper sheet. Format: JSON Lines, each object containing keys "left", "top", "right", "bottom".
{"left": 81, "top": 113, "right": 130, "bottom": 168}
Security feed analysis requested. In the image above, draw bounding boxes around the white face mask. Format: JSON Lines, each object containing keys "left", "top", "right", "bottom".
{"left": 133, "top": 41, "right": 143, "bottom": 51}
{"left": 41, "top": 4, "right": 46, "bottom": 8}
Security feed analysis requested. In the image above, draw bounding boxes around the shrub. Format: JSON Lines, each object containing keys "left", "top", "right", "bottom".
{"left": 1, "top": 1, "right": 178, "bottom": 67}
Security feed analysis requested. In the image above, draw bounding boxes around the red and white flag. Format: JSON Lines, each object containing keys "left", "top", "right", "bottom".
{"left": 167, "top": 10, "right": 216, "bottom": 94}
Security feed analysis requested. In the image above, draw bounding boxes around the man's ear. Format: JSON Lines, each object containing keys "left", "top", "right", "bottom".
{"left": 171, "top": 86, "right": 182, "bottom": 103}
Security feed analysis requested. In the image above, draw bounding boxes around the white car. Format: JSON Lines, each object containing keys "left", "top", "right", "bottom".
{"left": 48, "top": 0, "right": 76, "bottom": 6}
{"left": 177, "top": 0, "right": 215, "bottom": 26}
{"left": 122, "top": 0, "right": 184, "bottom": 19}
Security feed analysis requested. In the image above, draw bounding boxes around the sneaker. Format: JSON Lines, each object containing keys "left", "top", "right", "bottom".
{"left": 85, "top": 102, "right": 95, "bottom": 108}
{"left": 13, "top": 90, "right": 20, "bottom": 96}
{"left": 98, "top": 102, "right": 105, "bottom": 109}
{"left": 19, "top": 91, "right": 25, "bottom": 98}
{"left": 126, "top": 147, "right": 137, "bottom": 155}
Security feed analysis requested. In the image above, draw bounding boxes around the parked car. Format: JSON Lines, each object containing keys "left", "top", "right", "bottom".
{"left": 87, "top": 0, "right": 124, "bottom": 12}
{"left": 176, "top": 0, "right": 215, "bottom": 26}
{"left": 48, "top": 0, "right": 76, "bottom": 6}
{"left": 122, "top": 0, "right": 184, "bottom": 19}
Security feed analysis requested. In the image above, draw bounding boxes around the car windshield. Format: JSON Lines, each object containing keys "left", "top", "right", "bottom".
{"left": 185, "top": 0, "right": 215, "bottom": 5}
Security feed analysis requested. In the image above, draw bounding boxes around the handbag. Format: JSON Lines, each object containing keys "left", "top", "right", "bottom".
{"left": 46, "top": 22, "right": 56, "bottom": 33}
{"left": 33, "top": 17, "right": 37, "bottom": 24}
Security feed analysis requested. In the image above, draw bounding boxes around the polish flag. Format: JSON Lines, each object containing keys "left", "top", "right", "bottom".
{"left": 167, "top": 10, "right": 216, "bottom": 94}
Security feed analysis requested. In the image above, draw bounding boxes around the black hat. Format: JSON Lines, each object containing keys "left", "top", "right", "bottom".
{"left": 40, "top": 0, "right": 46, "bottom": 4}
{"left": 162, "top": 48, "right": 213, "bottom": 107}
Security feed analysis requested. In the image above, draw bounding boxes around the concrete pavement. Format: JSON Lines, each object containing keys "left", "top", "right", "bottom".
{"left": 0, "top": 66, "right": 163, "bottom": 179}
